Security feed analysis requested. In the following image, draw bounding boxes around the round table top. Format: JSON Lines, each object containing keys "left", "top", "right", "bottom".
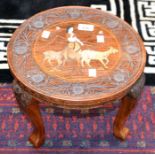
{"left": 7, "top": 6, "right": 146, "bottom": 108}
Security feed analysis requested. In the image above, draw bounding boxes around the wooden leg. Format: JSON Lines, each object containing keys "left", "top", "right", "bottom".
{"left": 113, "top": 74, "right": 145, "bottom": 140}
{"left": 13, "top": 80, "right": 45, "bottom": 148}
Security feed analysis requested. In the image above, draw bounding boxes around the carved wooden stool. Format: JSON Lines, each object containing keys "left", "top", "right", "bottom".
{"left": 7, "top": 6, "right": 146, "bottom": 148}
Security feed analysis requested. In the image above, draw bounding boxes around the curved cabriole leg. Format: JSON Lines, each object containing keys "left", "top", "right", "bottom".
{"left": 13, "top": 80, "right": 45, "bottom": 148}
{"left": 113, "top": 74, "right": 145, "bottom": 140}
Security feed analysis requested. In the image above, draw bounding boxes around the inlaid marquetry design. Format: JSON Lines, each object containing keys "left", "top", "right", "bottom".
{"left": 7, "top": 6, "right": 146, "bottom": 100}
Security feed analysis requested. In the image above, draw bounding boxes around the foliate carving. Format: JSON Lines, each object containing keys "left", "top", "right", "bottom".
{"left": 106, "top": 19, "right": 120, "bottom": 29}
{"left": 32, "top": 19, "right": 44, "bottom": 29}
{"left": 113, "top": 70, "right": 128, "bottom": 83}
{"left": 8, "top": 7, "right": 145, "bottom": 100}
{"left": 67, "top": 9, "right": 82, "bottom": 19}
{"left": 14, "top": 43, "right": 28, "bottom": 55}
{"left": 26, "top": 70, "right": 45, "bottom": 84}
{"left": 126, "top": 44, "right": 140, "bottom": 54}
{"left": 129, "top": 73, "right": 145, "bottom": 99}
{"left": 13, "top": 80, "right": 32, "bottom": 107}
{"left": 72, "top": 85, "right": 84, "bottom": 95}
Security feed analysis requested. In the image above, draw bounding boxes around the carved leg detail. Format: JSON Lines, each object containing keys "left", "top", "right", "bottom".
{"left": 113, "top": 74, "right": 145, "bottom": 140}
{"left": 13, "top": 80, "right": 45, "bottom": 148}
{"left": 113, "top": 96, "right": 136, "bottom": 140}
{"left": 26, "top": 102, "right": 45, "bottom": 148}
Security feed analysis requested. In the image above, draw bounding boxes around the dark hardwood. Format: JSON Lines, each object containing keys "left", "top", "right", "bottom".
{"left": 113, "top": 74, "right": 145, "bottom": 140}
{"left": 7, "top": 6, "right": 146, "bottom": 147}
{"left": 13, "top": 80, "right": 45, "bottom": 148}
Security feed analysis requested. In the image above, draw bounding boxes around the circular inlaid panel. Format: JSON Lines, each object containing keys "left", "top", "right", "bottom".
{"left": 7, "top": 6, "right": 146, "bottom": 105}
{"left": 32, "top": 20, "right": 121, "bottom": 82}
